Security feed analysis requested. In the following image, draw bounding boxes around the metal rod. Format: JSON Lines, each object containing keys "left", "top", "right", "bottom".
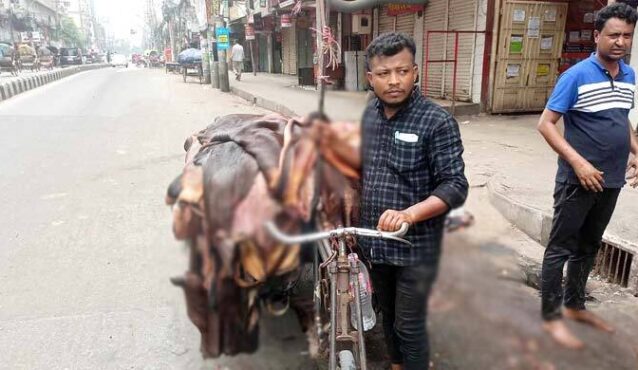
{"left": 614, "top": 247, "right": 623, "bottom": 284}
{"left": 264, "top": 222, "right": 411, "bottom": 246}
{"left": 424, "top": 31, "right": 429, "bottom": 95}
{"left": 314, "top": 247, "right": 323, "bottom": 343}
{"left": 318, "top": 240, "right": 331, "bottom": 261}
{"left": 451, "top": 32, "right": 459, "bottom": 116}
{"left": 329, "top": 262, "right": 338, "bottom": 370}
{"left": 621, "top": 250, "right": 629, "bottom": 287}
{"left": 338, "top": 237, "right": 347, "bottom": 257}
{"left": 316, "top": 0, "right": 326, "bottom": 114}
{"left": 351, "top": 258, "right": 367, "bottom": 370}
{"left": 426, "top": 59, "right": 458, "bottom": 63}
{"left": 607, "top": 245, "right": 615, "bottom": 281}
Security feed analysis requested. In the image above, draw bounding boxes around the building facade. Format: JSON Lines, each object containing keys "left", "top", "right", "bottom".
{"left": 0, "top": 0, "right": 61, "bottom": 45}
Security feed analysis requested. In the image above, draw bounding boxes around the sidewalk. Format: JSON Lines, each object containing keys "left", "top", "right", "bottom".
{"left": 228, "top": 72, "right": 480, "bottom": 121}
{"left": 460, "top": 114, "right": 638, "bottom": 290}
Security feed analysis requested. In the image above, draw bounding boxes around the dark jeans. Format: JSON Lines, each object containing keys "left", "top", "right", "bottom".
{"left": 370, "top": 263, "right": 438, "bottom": 369}
{"left": 541, "top": 182, "right": 620, "bottom": 321}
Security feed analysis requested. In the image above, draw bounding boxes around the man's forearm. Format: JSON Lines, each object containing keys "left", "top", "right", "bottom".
{"left": 538, "top": 120, "right": 586, "bottom": 167}
{"left": 629, "top": 119, "right": 638, "bottom": 155}
{"left": 403, "top": 196, "right": 449, "bottom": 224}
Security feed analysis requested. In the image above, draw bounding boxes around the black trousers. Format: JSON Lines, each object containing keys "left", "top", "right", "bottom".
{"left": 370, "top": 263, "right": 438, "bottom": 369}
{"left": 541, "top": 182, "right": 620, "bottom": 321}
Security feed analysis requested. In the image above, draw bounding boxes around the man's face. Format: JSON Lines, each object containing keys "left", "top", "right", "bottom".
{"left": 595, "top": 17, "right": 635, "bottom": 62}
{"left": 366, "top": 49, "right": 418, "bottom": 108}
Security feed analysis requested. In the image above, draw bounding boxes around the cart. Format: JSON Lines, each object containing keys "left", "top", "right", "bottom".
{"left": 0, "top": 43, "right": 19, "bottom": 76}
{"left": 267, "top": 222, "right": 411, "bottom": 370}
{"left": 181, "top": 63, "right": 202, "bottom": 83}
{"left": 165, "top": 61, "right": 180, "bottom": 74}
{"left": 38, "top": 47, "right": 55, "bottom": 70}
{"left": 17, "top": 44, "right": 39, "bottom": 72}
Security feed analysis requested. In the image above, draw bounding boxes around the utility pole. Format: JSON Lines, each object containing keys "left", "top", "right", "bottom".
{"left": 201, "top": 0, "right": 211, "bottom": 84}
{"left": 207, "top": 0, "right": 219, "bottom": 88}
{"left": 8, "top": 4, "right": 15, "bottom": 44}
{"left": 215, "top": 0, "right": 229, "bottom": 92}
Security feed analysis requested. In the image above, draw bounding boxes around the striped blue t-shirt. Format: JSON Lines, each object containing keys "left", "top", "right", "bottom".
{"left": 546, "top": 53, "right": 635, "bottom": 188}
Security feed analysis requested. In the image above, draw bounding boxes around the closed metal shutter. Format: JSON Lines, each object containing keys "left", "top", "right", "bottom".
{"left": 423, "top": 0, "right": 475, "bottom": 101}
{"left": 377, "top": 6, "right": 415, "bottom": 36}
{"left": 378, "top": 6, "right": 395, "bottom": 35}
{"left": 395, "top": 13, "right": 415, "bottom": 36}
{"left": 423, "top": 0, "right": 447, "bottom": 98}
{"left": 443, "top": 0, "right": 475, "bottom": 101}
{"left": 282, "top": 24, "right": 297, "bottom": 75}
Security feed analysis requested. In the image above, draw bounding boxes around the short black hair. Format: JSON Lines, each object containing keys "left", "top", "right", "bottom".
{"left": 595, "top": 3, "right": 638, "bottom": 32}
{"left": 365, "top": 32, "right": 416, "bottom": 71}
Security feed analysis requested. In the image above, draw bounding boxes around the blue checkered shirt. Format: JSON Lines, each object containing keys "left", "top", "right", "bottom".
{"left": 359, "top": 88, "right": 468, "bottom": 266}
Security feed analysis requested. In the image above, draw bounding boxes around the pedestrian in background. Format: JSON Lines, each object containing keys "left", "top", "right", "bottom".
{"left": 230, "top": 39, "right": 244, "bottom": 81}
{"left": 537, "top": 2, "right": 638, "bottom": 349}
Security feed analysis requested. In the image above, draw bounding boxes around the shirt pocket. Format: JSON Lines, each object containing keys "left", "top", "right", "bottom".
{"left": 389, "top": 136, "right": 425, "bottom": 173}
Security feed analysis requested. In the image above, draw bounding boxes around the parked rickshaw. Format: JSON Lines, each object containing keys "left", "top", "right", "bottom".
{"left": 0, "top": 42, "right": 19, "bottom": 76}
{"left": 46, "top": 46, "right": 60, "bottom": 67}
{"left": 17, "top": 44, "right": 39, "bottom": 72}
{"left": 38, "top": 47, "right": 55, "bottom": 70}
{"left": 146, "top": 49, "right": 161, "bottom": 68}
{"left": 177, "top": 48, "right": 203, "bottom": 83}
{"left": 132, "top": 53, "right": 146, "bottom": 67}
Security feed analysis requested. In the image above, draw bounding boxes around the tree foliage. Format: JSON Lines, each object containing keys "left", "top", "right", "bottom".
{"left": 59, "top": 17, "right": 85, "bottom": 48}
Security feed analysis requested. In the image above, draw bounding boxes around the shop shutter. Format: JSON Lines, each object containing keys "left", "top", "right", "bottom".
{"left": 282, "top": 24, "right": 297, "bottom": 75}
{"left": 423, "top": 0, "right": 447, "bottom": 98}
{"left": 378, "top": 6, "right": 395, "bottom": 35}
{"left": 395, "top": 13, "right": 415, "bottom": 36}
{"left": 442, "top": 0, "right": 476, "bottom": 101}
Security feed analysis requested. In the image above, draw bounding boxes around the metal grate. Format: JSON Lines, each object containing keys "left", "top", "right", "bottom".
{"left": 593, "top": 242, "right": 634, "bottom": 287}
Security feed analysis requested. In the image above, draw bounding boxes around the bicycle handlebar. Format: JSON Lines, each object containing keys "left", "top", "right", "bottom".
{"left": 265, "top": 222, "right": 412, "bottom": 246}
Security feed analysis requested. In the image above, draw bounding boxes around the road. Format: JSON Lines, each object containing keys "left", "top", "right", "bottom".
{"left": 2, "top": 67, "right": 637, "bottom": 370}
{"left": 0, "top": 67, "right": 313, "bottom": 369}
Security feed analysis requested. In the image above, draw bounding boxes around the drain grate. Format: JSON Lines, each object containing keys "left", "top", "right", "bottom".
{"left": 593, "top": 241, "right": 634, "bottom": 287}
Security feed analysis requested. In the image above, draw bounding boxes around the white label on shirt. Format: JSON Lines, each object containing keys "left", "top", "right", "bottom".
{"left": 395, "top": 131, "right": 419, "bottom": 143}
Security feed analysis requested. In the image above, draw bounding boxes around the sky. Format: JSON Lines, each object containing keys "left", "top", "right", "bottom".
{"left": 94, "top": 0, "right": 147, "bottom": 45}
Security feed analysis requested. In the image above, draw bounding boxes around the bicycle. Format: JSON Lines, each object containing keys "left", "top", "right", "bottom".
{"left": 266, "top": 221, "right": 411, "bottom": 370}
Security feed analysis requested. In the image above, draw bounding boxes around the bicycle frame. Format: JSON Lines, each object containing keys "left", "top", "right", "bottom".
{"left": 266, "top": 222, "right": 410, "bottom": 370}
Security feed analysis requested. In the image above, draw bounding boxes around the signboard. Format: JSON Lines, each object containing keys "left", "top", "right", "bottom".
{"left": 20, "top": 32, "right": 30, "bottom": 42}
{"left": 31, "top": 32, "right": 41, "bottom": 42}
{"left": 386, "top": 4, "right": 424, "bottom": 16}
{"left": 509, "top": 36, "right": 523, "bottom": 54}
{"left": 216, "top": 27, "right": 230, "bottom": 50}
{"left": 281, "top": 14, "right": 292, "bottom": 28}
{"left": 279, "top": 0, "right": 295, "bottom": 8}
{"left": 527, "top": 16, "right": 540, "bottom": 38}
{"left": 245, "top": 24, "right": 255, "bottom": 40}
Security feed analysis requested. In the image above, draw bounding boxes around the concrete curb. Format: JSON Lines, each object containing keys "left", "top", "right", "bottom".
{"left": 230, "top": 86, "right": 298, "bottom": 117}
{"left": 487, "top": 179, "right": 552, "bottom": 247}
{"left": 487, "top": 178, "right": 638, "bottom": 289}
{"left": 229, "top": 84, "right": 480, "bottom": 118}
{"left": 0, "top": 64, "right": 109, "bottom": 103}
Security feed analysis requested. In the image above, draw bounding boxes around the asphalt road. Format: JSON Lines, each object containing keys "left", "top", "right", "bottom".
{"left": 2, "top": 67, "right": 638, "bottom": 370}
{"left": 0, "top": 67, "right": 314, "bottom": 369}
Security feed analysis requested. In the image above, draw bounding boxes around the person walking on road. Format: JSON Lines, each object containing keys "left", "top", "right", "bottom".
{"left": 230, "top": 40, "right": 245, "bottom": 81}
{"left": 537, "top": 3, "right": 638, "bottom": 350}
{"left": 318, "top": 32, "right": 468, "bottom": 370}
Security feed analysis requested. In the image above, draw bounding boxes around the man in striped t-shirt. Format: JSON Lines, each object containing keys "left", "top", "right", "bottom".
{"left": 537, "top": 3, "right": 638, "bottom": 349}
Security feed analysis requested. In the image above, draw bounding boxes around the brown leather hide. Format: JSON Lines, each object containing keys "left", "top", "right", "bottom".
{"left": 167, "top": 114, "right": 360, "bottom": 358}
